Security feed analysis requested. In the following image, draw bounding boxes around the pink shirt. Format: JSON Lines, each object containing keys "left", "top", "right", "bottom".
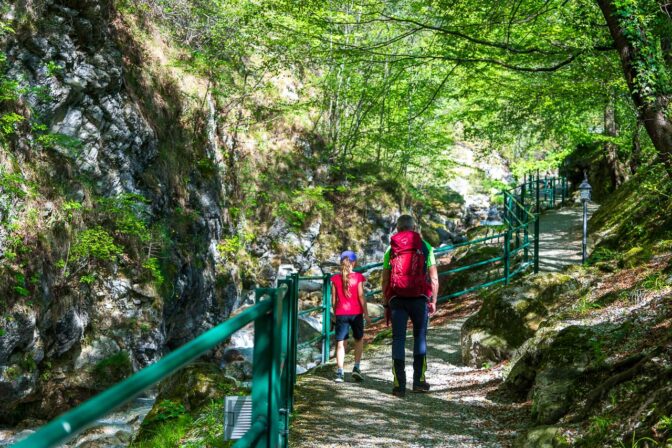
{"left": 331, "top": 272, "right": 365, "bottom": 315}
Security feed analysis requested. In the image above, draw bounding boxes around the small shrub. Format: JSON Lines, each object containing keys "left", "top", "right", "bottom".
{"left": 656, "top": 415, "right": 672, "bottom": 432}
{"left": 143, "top": 257, "right": 164, "bottom": 285}
{"left": 589, "top": 247, "right": 618, "bottom": 264}
{"left": 641, "top": 273, "right": 666, "bottom": 291}
{"left": 590, "top": 415, "right": 613, "bottom": 435}
{"left": 71, "top": 227, "right": 122, "bottom": 263}
{"left": 79, "top": 274, "right": 96, "bottom": 285}
{"left": 575, "top": 294, "right": 601, "bottom": 314}
{"left": 45, "top": 60, "right": 63, "bottom": 77}
{"left": 92, "top": 351, "right": 132, "bottom": 384}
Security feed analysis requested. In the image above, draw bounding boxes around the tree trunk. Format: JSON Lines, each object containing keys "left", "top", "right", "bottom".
{"left": 596, "top": 0, "right": 672, "bottom": 174}
{"left": 630, "top": 120, "right": 642, "bottom": 174}
{"left": 603, "top": 94, "right": 627, "bottom": 187}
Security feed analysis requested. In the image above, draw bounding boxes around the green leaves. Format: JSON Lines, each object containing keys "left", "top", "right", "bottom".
{"left": 71, "top": 227, "right": 123, "bottom": 263}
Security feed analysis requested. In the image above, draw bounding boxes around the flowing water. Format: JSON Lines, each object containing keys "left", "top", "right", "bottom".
{"left": 0, "top": 396, "right": 155, "bottom": 447}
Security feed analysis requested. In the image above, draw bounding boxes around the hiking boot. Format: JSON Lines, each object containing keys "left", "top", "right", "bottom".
{"left": 412, "top": 381, "right": 431, "bottom": 393}
{"left": 392, "top": 386, "right": 406, "bottom": 398}
{"left": 334, "top": 372, "right": 344, "bottom": 383}
{"left": 352, "top": 366, "right": 363, "bottom": 382}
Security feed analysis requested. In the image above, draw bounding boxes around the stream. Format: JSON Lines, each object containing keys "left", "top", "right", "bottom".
{"left": 0, "top": 396, "right": 155, "bottom": 447}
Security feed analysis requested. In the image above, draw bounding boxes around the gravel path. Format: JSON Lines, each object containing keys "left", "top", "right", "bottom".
{"left": 537, "top": 203, "right": 599, "bottom": 272}
{"left": 290, "top": 204, "right": 600, "bottom": 447}
{"left": 290, "top": 317, "right": 529, "bottom": 447}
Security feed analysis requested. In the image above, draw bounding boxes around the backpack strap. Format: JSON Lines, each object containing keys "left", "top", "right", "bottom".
{"left": 420, "top": 240, "right": 429, "bottom": 274}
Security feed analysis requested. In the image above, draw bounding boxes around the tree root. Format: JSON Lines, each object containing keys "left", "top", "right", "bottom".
{"left": 571, "top": 350, "right": 661, "bottom": 422}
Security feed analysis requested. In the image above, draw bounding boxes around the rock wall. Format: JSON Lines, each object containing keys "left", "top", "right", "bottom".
{"left": 0, "top": 0, "right": 232, "bottom": 423}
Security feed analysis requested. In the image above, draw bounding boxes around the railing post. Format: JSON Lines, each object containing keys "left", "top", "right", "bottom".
{"left": 321, "top": 274, "right": 332, "bottom": 364}
{"left": 551, "top": 177, "right": 556, "bottom": 208}
{"left": 534, "top": 171, "right": 540, "bottom": 273}
{"left": 252, "top": 290, "right": 273, "bottom": 448}
{"left": 290, "top": 273, "right": 299, "bottom": 394}
{"left": 504, "top": 229, "right": 511, "bottom": 285}
{"left": 277, "top": 278, "right": 293, "bottom": 446}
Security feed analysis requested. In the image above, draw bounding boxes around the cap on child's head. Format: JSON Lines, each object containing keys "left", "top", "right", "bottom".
{"left": 340, "top": 250, "right": 357, "bottom": 262}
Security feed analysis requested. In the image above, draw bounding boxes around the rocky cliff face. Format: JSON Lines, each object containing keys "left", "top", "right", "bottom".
{"left": 0, "top": 0, "right": 232, "bottom": 423}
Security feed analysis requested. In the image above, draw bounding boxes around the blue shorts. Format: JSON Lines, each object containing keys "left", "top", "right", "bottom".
{"left": 335, "top": 314, "right": 364, "bottom": 341}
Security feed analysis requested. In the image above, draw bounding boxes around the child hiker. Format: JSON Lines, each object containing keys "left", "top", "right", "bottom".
{"left": 331, "top": 250, "right": 371, "bottom": 383}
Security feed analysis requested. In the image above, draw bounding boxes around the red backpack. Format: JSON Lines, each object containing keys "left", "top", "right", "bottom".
{"left": 386, "top": 230, "right": 432, "bottom": 299}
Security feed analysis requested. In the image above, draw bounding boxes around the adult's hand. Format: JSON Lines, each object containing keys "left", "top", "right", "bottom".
{"left": 385, "top": 307, "right": 391, "bottom": 327}
{"left": 428, "top": 301, "right": 437, "bottom": 316}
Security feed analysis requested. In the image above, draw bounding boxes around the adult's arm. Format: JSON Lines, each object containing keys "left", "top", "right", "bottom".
{"left": 358, "top": 281, "right": 371, "bottom": 324}
{"left": 382, "top": 269, "right": 391, "bottom": 305}
{"left": 428, "top": 265, "right": 439, "bottom": 315}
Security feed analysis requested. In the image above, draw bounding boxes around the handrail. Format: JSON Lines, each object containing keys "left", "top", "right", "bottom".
{"left": 297, "top": 174, "right": 569, "bottom": 369}
{"left": 16, "top": 280, "right": 298, "bottom": 448}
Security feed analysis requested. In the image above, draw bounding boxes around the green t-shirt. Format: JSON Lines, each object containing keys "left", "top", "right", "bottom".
{"left": 382, "top": 240, "right": 435, "bottom": 270}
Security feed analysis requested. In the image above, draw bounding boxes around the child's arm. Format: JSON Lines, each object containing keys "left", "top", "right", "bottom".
{"left": 358, "top": 281, "right": 371, "bottom": 324}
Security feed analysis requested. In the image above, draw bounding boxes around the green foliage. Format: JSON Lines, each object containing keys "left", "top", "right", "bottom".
{"left": 79, "top": 274, "right": 96, "bottom": 285}
{"left": 273, "top": 186, "right": 334, "bottom": 230}
{"left": 0, "top": 112, "right": 24, "bottom": 136}
{"left": 640, "top": 273, "right": 666, "bottom": 291}
{"left": 62, "top": 200, "right": 83, "bottom": 220}
{"left": 617, "top": 432, "right": 660, "bottom": 448}
{"left": 612, "top": 0, "right": 671, "bottom": 103}
{"left": 133, "top": 400, "right": 192, "bottom": 448}
{"left": 589, "top": 247, "right": 619, "bottom": 264}
{"left": 146, "top": 400, "right": 187, "bottom": 424}
{"left": 217, "top": 235, "right": 244, "bottom": 258}
{"left": 45, "top": 60, "right": 63, "bottom": 77}
{"left": 92, "top": 351, "right": 133, "bottom": 384}
{"left": 657, "top": 416, "right": 672, "bottom": 432}
{"left": 71, "top": 227, "right": 122, "bottom": 263}
{"left": 575, "top": 294, "right": 602, "bottom": 315}
{"left": 97, "top": 194, "right": 151, "bottom": 242}
{"left": 590, "top": 415, "right": 614, "bottom": 435}
{"left": 142, "top": 257, "right": 164, "bottom": 285}
{"left": 0, "top": 170, "right": 27, "bottom": 202}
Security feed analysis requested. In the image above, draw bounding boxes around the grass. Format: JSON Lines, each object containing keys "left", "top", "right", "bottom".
{"left": 640, "top": 273, "right": 667, "bottom": 291}
{"left": 131, "top": 400, "right": 235, "bottom": 448}
{"left": 131, "top": 412, "right": 192, "bottom": 447}
{"left": 574, "top": 294, "right": 602, "bottom": 314}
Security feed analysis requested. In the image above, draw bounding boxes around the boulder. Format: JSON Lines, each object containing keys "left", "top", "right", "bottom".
{"left": 505, "top": 325, "right": 598, "bottom": 424}
{"left": 222, "top": 360, "right": 253, "bottom": 382}
{"left": 513, "top": 426, "right": 568, "bottom": 448}
{"left": 461, "top": 273, "right": 579, "bottom": 367}
{"left": 367, "top": 303, "right": 385, "bottom": 320}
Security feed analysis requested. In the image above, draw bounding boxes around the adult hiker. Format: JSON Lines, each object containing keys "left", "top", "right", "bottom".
{"left": 382, "top": 215, "right": 439, "bottom": 397}
{"left": 331, "top": 250, "right": 371, "bottom": 383}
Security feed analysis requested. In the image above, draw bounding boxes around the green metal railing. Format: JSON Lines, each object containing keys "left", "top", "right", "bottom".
{"left": 296, "top": 173, "right": 569, "bottom": 363}
{"left": 14, "top": 274, "right": 301, "bottom": 448}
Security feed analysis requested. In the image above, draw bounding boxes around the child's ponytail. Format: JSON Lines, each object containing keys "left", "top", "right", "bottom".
{"left": 341, "top": 257, "right": 353, "bottom": 298}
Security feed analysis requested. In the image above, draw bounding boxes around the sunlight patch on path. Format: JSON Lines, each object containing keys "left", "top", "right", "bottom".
{"left": 537, "top": 203, "right": 599, "bottom": 272}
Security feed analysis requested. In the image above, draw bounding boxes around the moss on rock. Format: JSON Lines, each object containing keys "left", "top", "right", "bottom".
{"left": 461, "top": 272, "right": 580, "bottom": 367}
